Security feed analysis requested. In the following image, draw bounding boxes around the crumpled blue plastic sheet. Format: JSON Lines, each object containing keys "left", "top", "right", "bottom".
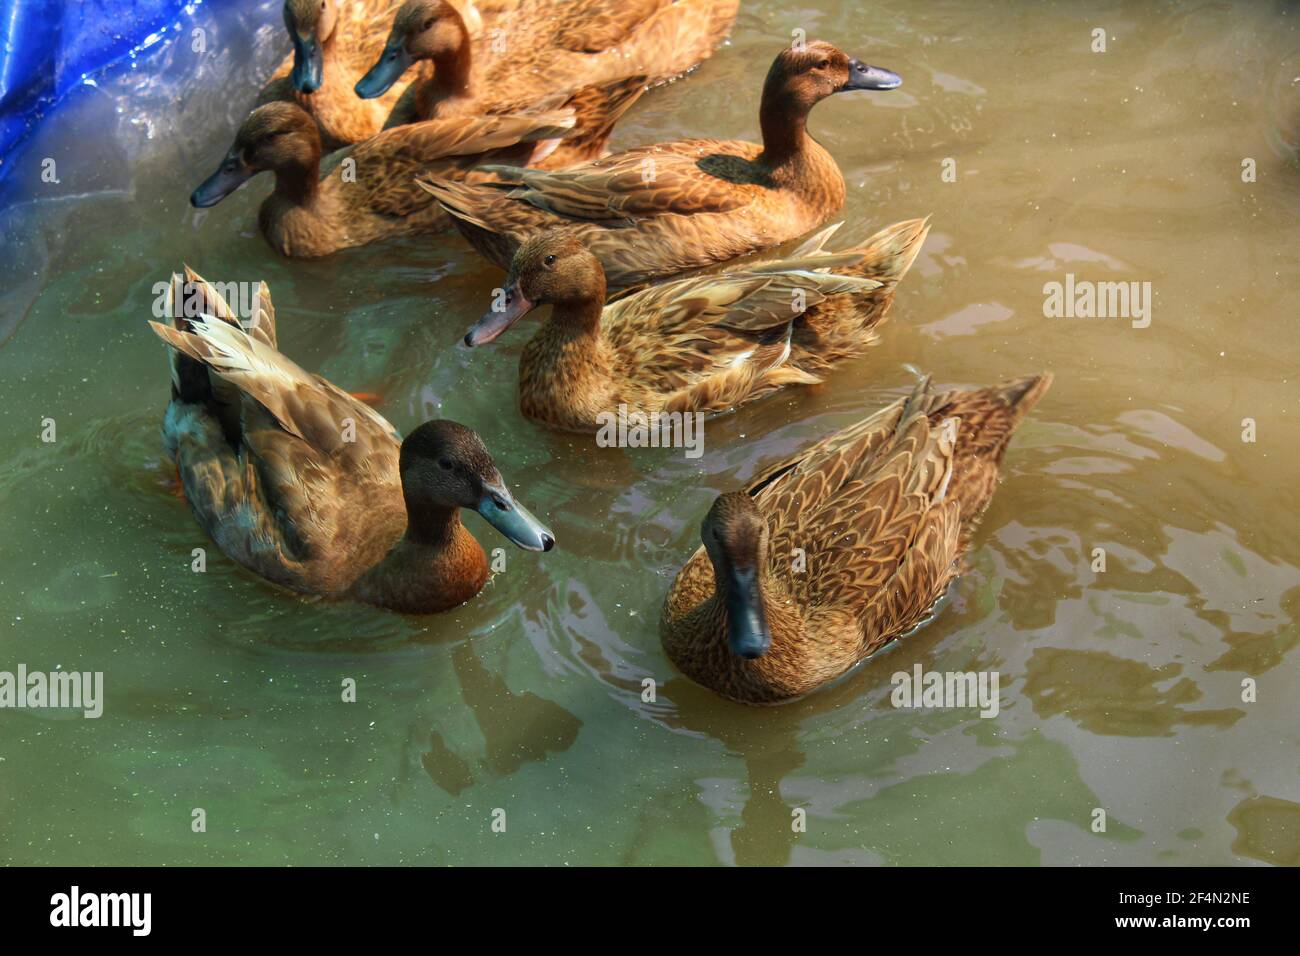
{"left": 0, "top": 0, "right": 206, "bottom": 182}
{"left": 0, "top": 0, "right": 287, "bottom": 340}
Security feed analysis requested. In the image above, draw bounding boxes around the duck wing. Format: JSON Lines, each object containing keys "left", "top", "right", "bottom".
{"left": 914, "top": 374, "right": 1053, "bottom": 542}
{"left": 150, "top": 271, "right": 402, "bottom": 590}
{"left": 602, "top": 265, "right": 879, "bottom": 411}
{"left": 349, "top": 109, "right": 577, "bottom": 217}
{"left": 745, "top": 374, "right": 1051, "bottom": 648}
{"left": 602, "top": 0, "right": 739, "bottom": 80}
{"left": 477, "top": 0, "right": 732, "bottom": 99}
{"left": 480, "top": 138, "right": 765, "bottom": 222}
{"left": 553, "top": 0, "right": 673, "bottom": 52}
{"left": 744, "top": 379, "right": 964, "bottom": 649}
{"left": 151, "top": 313, "right": 398, "bottom": 456}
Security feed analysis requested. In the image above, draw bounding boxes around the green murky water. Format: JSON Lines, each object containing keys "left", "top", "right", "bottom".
{"left": 1, "top": 0, "right": 1298, "bottom": 865}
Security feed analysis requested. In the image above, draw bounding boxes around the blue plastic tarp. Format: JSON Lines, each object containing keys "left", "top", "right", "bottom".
{"left": 0, "top": 0, "right": 208, "bottom": 181}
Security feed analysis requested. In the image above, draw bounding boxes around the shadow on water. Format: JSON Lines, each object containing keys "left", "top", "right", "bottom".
{"left": 420, "top": 640, "right": 583, "bottom": 796}
{"left": 1228, "top": 795, "right": 1300, "bottom": 867}
{"left": 1024, "top": 648, "right": 1245, "bottom": 736}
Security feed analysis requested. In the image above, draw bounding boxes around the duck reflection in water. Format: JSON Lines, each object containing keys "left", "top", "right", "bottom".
{"left": 420, "top": 639, "right": 582, "bottom": 795}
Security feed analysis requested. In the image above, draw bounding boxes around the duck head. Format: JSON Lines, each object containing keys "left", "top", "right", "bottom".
{"left": 765, "top": 40, "right": 901, "bottom": 106}
{"left": 702, "top": 492, "right": 772, "bottom": 661}
{"left": 463, "top": 231, "right": 606, "bottom": 346}
{"left": 356, "top": 0, "right": 478, "bottom": 99}
{"left": 283, "top": 0, "right": 339, "bottom": 93}
{"left": 190, "top": 103, "right": 321, "bottom": 208}
{"left": 399, "top": 420, "right": 555, "bottom": 552}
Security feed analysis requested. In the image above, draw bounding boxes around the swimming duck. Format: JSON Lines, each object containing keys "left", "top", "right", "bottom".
{"left": 258, "top": 0, "right": 431, "bottom": 149}
{"left": 418, "top": 40, "right": 902, "bottom": 290}
{"left": 148, "top": 268, "right": 554, "bottom": 614}
{"left": 461, "top": 219, "right": 928, "bottom": 431}
{"left": 358, "top": 0, "right": 738, "bottom": 166}
{"left": 660, "top": 373, "right": 1053, "bottom": 704}
{"left": 190, "top": 100, "right": 576, "bottom": 257}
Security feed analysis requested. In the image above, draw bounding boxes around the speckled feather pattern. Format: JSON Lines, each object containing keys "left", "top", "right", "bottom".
{"left": 660, "top": 373, "right": 1053, "bottom": 704}
{"left": 425, "top": 134, "right": 847, "bottom": 289}
{"left": 385, "top": 0, "right": 738, "bottom": 130}
{"left": 514, "top": 218, "right": 929, "bottom": 430}
{"left": 149, "top": 270, "right": 492, "bottom": 613}
{"left": 255, "top": 104, "right": 577, "bottom": 257}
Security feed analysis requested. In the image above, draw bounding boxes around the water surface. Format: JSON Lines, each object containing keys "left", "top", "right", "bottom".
{"left": 1, "top": 0, "right": 1298, "bottom": 865}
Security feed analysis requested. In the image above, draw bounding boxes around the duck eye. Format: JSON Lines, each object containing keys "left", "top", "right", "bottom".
{"left": 544, "top": 255, "right": 556, "bottom": 266}
{"left": 423, "top": 17, "right": 434, "bottom": 29}
{"left": 437, "top": 458, "right": 453, "bottom": 471}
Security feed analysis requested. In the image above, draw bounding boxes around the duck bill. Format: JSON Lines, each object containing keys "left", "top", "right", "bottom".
{"left": 191, "top": 154, "right": 254, "bottom": 208}
{"left": 475, "top": 484, "right": 555, "bottom": 552}
{"left": 291, "top": 35, "right": 324, "bottom": 93}
{"left": 463, "top": 283, "right": 535, "bottom": 347}
{"left": 842, "top": 58, "right": 901, "bottom": 92}
{"left": 725, "top": 567, "right": 771, "bottom": 660}
{"left": 355, "top": 43, "right": 413, "bottom": 99}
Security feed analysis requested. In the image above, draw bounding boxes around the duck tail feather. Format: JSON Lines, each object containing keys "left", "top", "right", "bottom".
{"left": 415, "top": 177, "right": 493, "bottom": 229}
{"left": 838, "top": 217, "right": 931, "bottom": 285}
{"left": 249, "top": 280, "right": 277, "bottom": 350}
{"left": 994, "top": 372, "right": 1054, "bottom": 423}
{"left": 151, "top": 318, "right": 214, "bottom": 404}
{"left": 893, "top": 372, "right": 934, "bottom": 441}
{"left": 788, "top": 221, "right": 845, "bottom": 258}
{"left": 158, "top": 271, "right": 222, "bottom": 403}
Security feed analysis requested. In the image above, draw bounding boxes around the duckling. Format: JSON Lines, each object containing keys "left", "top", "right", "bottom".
{"left": 359, "top": 0, "right": 738, "bottom": 167}
{"left": 258, "top": 0, "right": 431, "bottom": 149}
{"left": 418, "top": 40, "right": 902, "bottom": 290}
{"left": 148, "top": 268, "right": 554, "bottom": 614}
{"left": 660, "top": 374, "right": 1053, "bottom": 704}
{"left": 460, "top": 219, "right": 929, "bottom": 430}
{"left": 189, "top": 101, "right": 574, "bottom": 257}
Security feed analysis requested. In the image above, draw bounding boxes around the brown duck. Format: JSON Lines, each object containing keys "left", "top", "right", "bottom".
{"left": 461, "top": 220, "right": 929, "bottom": 431}
{"left": 358, "top": 0, "right": 738, "bottom": 166}
{"left": 660, "top": 374, "right": 1053, "bottom": 704}
{"left": 258, "top": 0, "right": 431, "bottom": 150}
{"left": 190, "top": 101, "right": 576, "bottom": 257}
{"left": 148, "top": 268, "right": 554, "bottom": 614}
{"left": 418, "top": 40, "right": 902, "bottom": 290}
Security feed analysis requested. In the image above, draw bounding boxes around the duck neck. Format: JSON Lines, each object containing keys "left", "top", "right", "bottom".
{"left": 271, "top": 152, "right": 322, "bottom": 206}
{"left": 756, "top": 90, "right": 844, "bottom": 212}
{"left": 521, "top": 297, "right": 615, "bottom": 428}
{"left": 538, "top": 298, "right": 609, "bottom": 370}
{"left": 758, "top": 91, "right": 813, "bottom": 168}
{"left": 353, "top": 498, "right": 488, "bottom": 613}
{"left": 417, "top": 26, "right": 477, "bottom": 117}
{"left": 432, "top": 38, "right": 476, "bottom": 104}
{"left": 551, "top": 295, "right": 605, "bottom": 340}
{"left": 402, "top": 494, "right": 462, "bottom": 547}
